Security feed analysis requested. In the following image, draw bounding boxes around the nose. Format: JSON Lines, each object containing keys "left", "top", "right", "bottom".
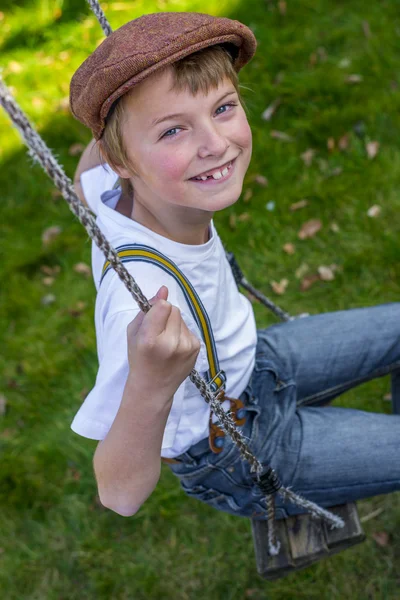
{"left": 197, "top": 122, "right": 229, "bottom": 159}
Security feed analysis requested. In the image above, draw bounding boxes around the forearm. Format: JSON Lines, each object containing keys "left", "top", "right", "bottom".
{"left": 93, "top": 373, "right": 173, "bottom": 516}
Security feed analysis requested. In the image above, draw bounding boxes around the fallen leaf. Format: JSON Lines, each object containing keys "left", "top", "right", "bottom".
{"left": 346, "top": 74, "right": 363, "bottom": 84}
{"left": 290, "top": 199, "right": 308, "bottom": 211}
{"left": 253, "top": 174, "right": 268, "bottom": 186}
{"left": 362, "top": 20, "right": 371, "bottom": 38}
{"left": 42, "top": 225, "right": 62, "bottom": 246}
{"left": 229, "top": 213, "right": 237, "bottom": 230}
{"left": 366, "top": 141, "right": 380, "bottom": 159}
{"left": 243, "top": 189, "right": 253, "bottom": 203}
{"left": 367, "top": 205, "right": 381, "bottom": 218}
{"left": 300, "top": 274, "right": 320, "bottom": 291}
{"left": 42, "top": 276, "right": 55, "bottom": 286}
{"left": 301, "top": 148, "right": 315, "bottom": 167}
{"left": 41, "top": 294, "right": 56, "bottom": 306}
{"left": 238, "top": 212, "right": 251, "bottom": 222}
{"left": 283, "top": 243, "right": 296, "bottom": 255}
{"left": 383, "top": 393, "right": 392, "bottom": 402}
{"left": 73, "top": 262, "right": 91, "bottom": 277}
{"left": 372, "top": 531, "right": 389, "bottom": 547}
{"left": 278, "top": 1, "right": 287, "bottom": 16}
{"left": 68, "top": 143, "right": 85, "bottom": 156}
{"left": 330, "top": 222, "right": 340, "bottom": 233}
{"left": 338, "top": 134, "right": 350, "bottom": 151}
{"left": 271, "top": 279, "right": 289, "bottom": 295}
{"left": 261, "top": 98, "right": 281, "bottom": 121}
{"left": 0, "top": 394, "right": 7, "bottom": 416}
{"left": 298, "top": 219, "right": 322, "bottom": 240}
{"left": 270, "top": 130, "right": 294, "bottom": 142}
{"left": 295, "top": 263, "right": 309, "bottom": 279}
{"left": 318, "top": 265, "right": 335, "bottom": 281}
{"left": 40, "top": 265, "right": 61, "bottom": 276}
{"left": 325, "top": 166, "right": 343, "bottom": 178}
{"left": 338, "top": 58, "right": 351, "bottom": 69}
{"left": 327, "top": 137, "right": 335, "bottom": 152}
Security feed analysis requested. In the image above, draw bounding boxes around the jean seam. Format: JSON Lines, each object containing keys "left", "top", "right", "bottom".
{"left": 295, "top": 478, "right": 400, "bottom": 493}
{"left": 297, "top": 360, "right": 400, "bottom": 407}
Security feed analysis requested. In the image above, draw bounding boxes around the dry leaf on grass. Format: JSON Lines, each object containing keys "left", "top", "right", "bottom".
{"left": 372, "top": 531, "right": 390, "bottom": 547}
{"left": 330, "top": 222, "right": 340, "bottom": 233}
{"left": 229, "top": 214, "right": 237, "bottom": 230}
{"left": 346, "top": 74, "right": 363, "bottom": 84}
{"left": 300, "top": 274, "right": 320, "bottom": 291}
{"left": 42, "top": 225, "right": 62, "bottom": 246}
{"left": 366, "top": 141, "right": 380, "bottom": 159}
{"left": 40, "top": 265, "right": 61, "bottom": 276}
{"left": 327, "top": 137, "right": 335, "bottom": 152}
{"left": 278, "top": 1, "right": 287, "bottom": 16}
{"left": 271, "top": 130, "right": 294, "bottom": 142}
{"left": 301, "top": 148, "right": 315, "bottom": 167}
{"left": 41, "top": 294, "right": 56, "bottom": 306}
{"left": 290, "top": 199, "right": 308, "bottom": 211}
{"left": 271, "top": 279, "right": 289, "bottom": 295}
{"left": 338, "top": 133, "right": 350, "bottom": 151}
{"left": 261, "top": 98, "right": 281, "bottom": 121}
{"left": 243, "top": 189, "right": 253, "bottom": 203}
{"left": 73, "top": 262, "right": 91, "bottom": 277}
{"left": 318, "top": 265, "right": 335, "bottom": 281}
{"left": 362, "top": 20, "right": 371, "bottom": 38}
{"left": 295, "top": 263, "right": 309, "bottom": 279}
{"left": 42, "top": 276, "right": 55, "bottom": 286}
{"left": 68, "top": 143, "right": 85, "bottom": 156}
{"left": 367, "top": 205, "right": 381, "bottom": 218}
{"left": 298, "top": 219, "right": 322, "bottom": 240}
{"left": 383, "top": 393, "right": 392, "bottom": 402}
{"left": 0, "top": 394, "right": 7, "bottom": 416}
{"left": 252, "top": 174, "right": 268, "bottom": 186}
{"left": 238, "top": 212, "right": 250, "bottom": 222}
{"left": 283, "top": 243, "right": 296, "bottom": 255}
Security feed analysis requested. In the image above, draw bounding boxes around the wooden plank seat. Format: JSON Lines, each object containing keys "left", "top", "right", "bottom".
{"left": 251, "top": 503, "right": 365, "bottom": 580}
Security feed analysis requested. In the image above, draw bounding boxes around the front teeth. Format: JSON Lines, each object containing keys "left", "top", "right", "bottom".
{"left": 194, "top": 161, "right": 232, "bottom": 181}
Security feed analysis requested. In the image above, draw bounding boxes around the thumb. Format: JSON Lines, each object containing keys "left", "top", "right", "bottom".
{"left": 155, "top": 285, "right": 168, "bottom": 301}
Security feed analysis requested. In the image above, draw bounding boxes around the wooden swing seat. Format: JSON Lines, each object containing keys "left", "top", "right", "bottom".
{"left": 251, "top": 503, "right": 365, "bottom": 580}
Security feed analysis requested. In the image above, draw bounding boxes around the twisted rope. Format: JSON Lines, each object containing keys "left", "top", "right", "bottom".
{"left": 0, "top": 3, "right": 344, "bottom": 554}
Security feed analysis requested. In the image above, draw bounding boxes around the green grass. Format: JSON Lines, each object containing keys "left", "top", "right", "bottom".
{"left": 1, "top": 0, "right": 400, "bottom": 597}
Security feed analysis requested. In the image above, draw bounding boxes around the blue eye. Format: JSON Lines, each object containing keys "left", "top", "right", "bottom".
{"left": 160, "top": 102, "right": 237, "bottom": 139}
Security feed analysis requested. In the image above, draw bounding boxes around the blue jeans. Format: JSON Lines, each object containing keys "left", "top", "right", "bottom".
{"left": 168, "top": 303, "right": 400, "bottom": 519}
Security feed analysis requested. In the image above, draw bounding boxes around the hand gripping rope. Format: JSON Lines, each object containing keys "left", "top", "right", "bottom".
{"left": 0, "top": 0, "right": 344, "bottom": 556}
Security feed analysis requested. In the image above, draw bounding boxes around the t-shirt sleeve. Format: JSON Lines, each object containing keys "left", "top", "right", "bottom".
{"left": 79, "top": 163, "right": 119, "bottom": 215}
{"left": 70, "top": 308, "right": 186, "bottom": 450}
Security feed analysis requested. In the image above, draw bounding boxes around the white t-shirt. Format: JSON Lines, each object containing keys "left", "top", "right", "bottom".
{"left": 70, "top": 164, "right": 257, "bottom": 457}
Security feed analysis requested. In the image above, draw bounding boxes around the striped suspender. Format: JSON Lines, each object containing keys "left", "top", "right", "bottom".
{"left": 100, "top": 243, "right": 227, "bottom": 393}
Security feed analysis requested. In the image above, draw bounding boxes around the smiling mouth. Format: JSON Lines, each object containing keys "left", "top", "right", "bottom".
{"left": 189, "top": 158, "right": 235, "bottom": 181}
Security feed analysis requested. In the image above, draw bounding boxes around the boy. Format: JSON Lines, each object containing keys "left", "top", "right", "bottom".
{"left": 70, "top": 12, "right": 400, "bottom": 522}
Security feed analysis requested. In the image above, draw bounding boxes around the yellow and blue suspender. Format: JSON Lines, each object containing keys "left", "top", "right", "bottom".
{"left": 101, "top": 244, "right": 226, "bottom": 393}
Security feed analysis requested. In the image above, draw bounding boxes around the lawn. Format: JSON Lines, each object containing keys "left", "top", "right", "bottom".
{"left": 1, "top": 0, "right": 400, "bottom": 598}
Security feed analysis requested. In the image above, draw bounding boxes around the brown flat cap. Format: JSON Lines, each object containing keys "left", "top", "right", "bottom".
{"left": 70, "top": 12, "right": 257, "bottom": 140}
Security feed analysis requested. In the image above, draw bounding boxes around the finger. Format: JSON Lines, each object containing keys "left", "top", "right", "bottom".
{"left": 127, "top": 309, "right": 145, "bottom": 338}
{"left": 142, "top": 299, "right": 172, "bottom": 337}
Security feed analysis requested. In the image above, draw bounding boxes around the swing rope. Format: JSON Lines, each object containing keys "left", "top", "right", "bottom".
{"left": 0, "top": 2, "right": 344, "bottom": 555}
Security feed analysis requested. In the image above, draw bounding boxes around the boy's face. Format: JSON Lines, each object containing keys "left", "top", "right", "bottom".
{"left": 116, "top": 66, "right": 252, "bottom": 237}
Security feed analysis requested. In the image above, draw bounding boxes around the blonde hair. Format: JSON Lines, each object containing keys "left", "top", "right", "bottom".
{"left": 97, "top": 44, "right": 245, "bottom": 197}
